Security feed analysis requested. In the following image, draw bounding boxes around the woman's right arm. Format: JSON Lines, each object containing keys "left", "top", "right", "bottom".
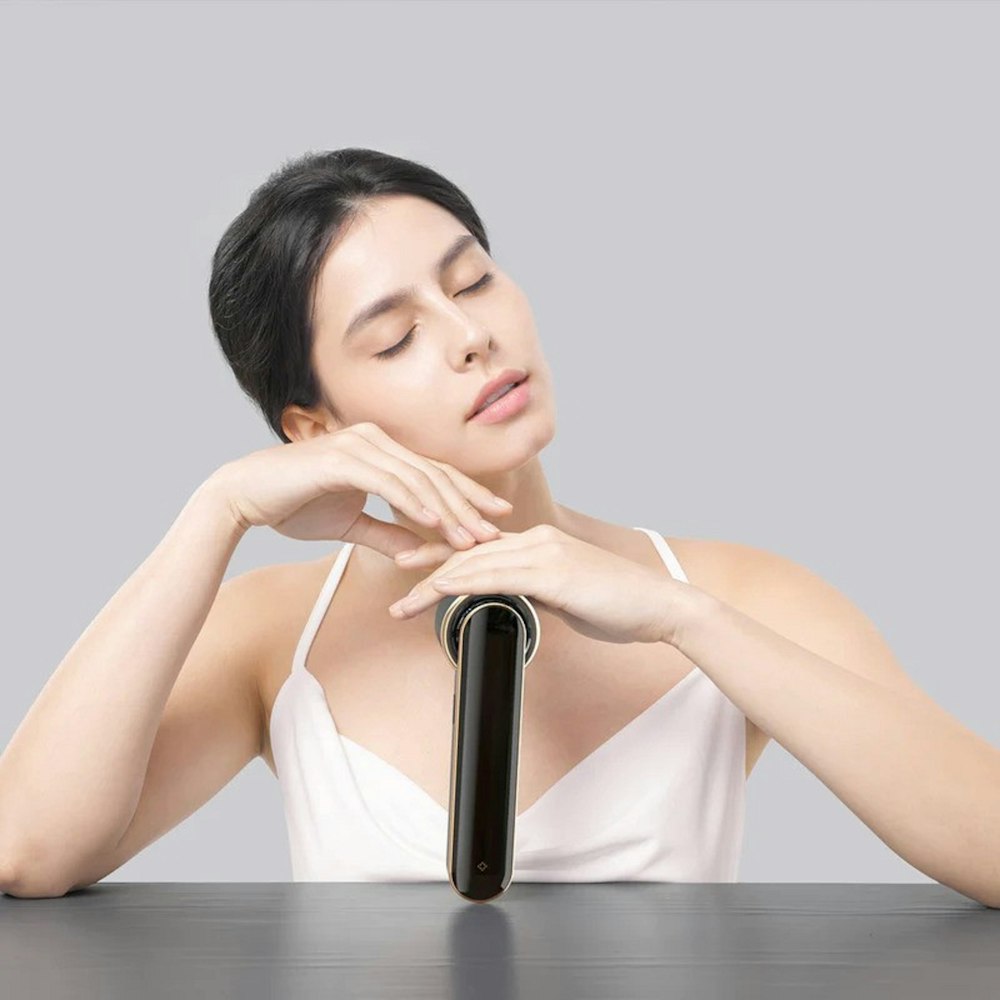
{"left": 0, "top": 424, "right": 511, "bottom": 898}
{"left": 0, "top": 473, "right": 253, "bottom": 898}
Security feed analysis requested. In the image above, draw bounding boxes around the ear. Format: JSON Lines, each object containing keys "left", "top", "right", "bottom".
{"left": 281, "top": 404, "right": 338, "bottom": 443}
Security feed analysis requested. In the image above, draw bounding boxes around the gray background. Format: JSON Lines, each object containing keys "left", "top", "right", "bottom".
{"left": 1, "top": 0, "right": 996, "bottom": 885}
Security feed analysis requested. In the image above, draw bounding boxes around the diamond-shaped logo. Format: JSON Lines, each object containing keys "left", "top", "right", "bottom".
{"left": 477, "top": 861, "right": 488, "bottom": 871}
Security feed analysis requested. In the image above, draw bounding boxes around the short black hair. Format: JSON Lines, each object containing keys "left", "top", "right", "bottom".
{"left": 208, "top": 147, "right": 492, "bottom": 443}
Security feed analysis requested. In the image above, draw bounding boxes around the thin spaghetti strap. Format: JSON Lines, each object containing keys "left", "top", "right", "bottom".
{"left": 631, "top": 526, "right": 689, "bottom": 583}
{"left": 291, "top": 542, "right": 357, "bottom": 674}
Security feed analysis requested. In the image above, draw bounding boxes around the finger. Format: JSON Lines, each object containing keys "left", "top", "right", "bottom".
{"left": 340, "top": 511, "right": 429, "bottom": 559}
{"left": 328, "top": 451, "right": 451, "bottom": 534}
{"left": 394, "top": 540, "right": 456, "bottom": 567}
{"left": 412, "top": 464, "right": 503, "bottom": 549}
{"left": 336, "top": 432, "right": 477, "bottom": 545}
{"left": 353, "top": 425, "right": 508, "bottom": 545}
{"left": 391, "top": 550, "right": 536, "bottom": 618}
{"left": 393, "top": 530, "right": 517, "bottom": 568}
{"left": 361, "top": 423, "right": 512, "bottom": 517}
{"left": 424, "top": 455, "right": 515, "bottom": 517}
{"left": 397, "top": 544, "right": 482, "bottom": 582}
{"left": 389, "top": 567, "right": 504, "bottom": 618}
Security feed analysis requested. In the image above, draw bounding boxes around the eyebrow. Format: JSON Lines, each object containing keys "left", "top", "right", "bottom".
{"left": 341, "top": 233, "right": 482, "bottom": 343}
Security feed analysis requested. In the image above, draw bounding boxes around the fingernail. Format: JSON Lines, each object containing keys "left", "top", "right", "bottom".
{"left": 454, "top": 525, "right": 475, "bottom": 544}
{"left": 490, "top": 496, "right": 512, "bottom": 509}
{"left": 479, "top": 519, "right": 499, "bottom": 534}
{"left": 396, "top": 549, "right": 416, "bottom": 561}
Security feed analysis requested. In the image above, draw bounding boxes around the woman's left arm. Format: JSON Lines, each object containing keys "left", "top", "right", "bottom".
{"left": 670, "top": 543, "right": 1000, "bottom": 910}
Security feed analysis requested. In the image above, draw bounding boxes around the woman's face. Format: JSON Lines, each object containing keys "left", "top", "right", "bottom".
{"left": 300, "top": 194, "right": 556, "bottom": 477}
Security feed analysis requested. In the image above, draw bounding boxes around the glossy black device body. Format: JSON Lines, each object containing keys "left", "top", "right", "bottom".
{"left": 435, "top": 594, "right": 539, "bottom": 903}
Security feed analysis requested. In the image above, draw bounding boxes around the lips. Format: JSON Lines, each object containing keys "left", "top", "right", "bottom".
{"left": 467, "top": 368, "right": 528, "bottom": 419}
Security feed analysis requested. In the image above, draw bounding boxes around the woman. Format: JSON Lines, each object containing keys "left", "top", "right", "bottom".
{"left": 1, "top": 149, "right": 997, "bottom": 905}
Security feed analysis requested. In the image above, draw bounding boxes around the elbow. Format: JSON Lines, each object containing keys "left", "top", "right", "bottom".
{"left": 0, "top": 844, "right": 73, "bottom": 900}
{"left": 954, "top": 869, "right": 1000, "bottom": 910}
{"left": 0, "top": 866, "right": 70, "bottom": 899}
{"left": 975, "top": 886, "right": 1000, "bottom": 910}
{"left": 972, "top": 850, "right": 1000, "bottom": 910}
{"left": 1, "top": 877, "right": 70, "bottom": 900}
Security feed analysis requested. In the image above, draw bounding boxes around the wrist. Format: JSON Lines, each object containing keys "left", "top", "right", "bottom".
{"left": 190, "top": 469, "right": 250, "bottom": 545}
{"left": 660, "top": 581, "right": 723, "bottom": 650}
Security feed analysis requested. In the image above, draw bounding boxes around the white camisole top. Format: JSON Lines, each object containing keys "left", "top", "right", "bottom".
{"left": 269, "top": 526, "right": 747, "bottom": 882}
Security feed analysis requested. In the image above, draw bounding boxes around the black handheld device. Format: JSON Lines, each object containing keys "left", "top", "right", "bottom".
{"left": 434, "top": 593, "right": 541, "bottom": 902}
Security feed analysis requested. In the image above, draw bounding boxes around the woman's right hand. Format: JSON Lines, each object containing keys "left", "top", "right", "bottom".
{"left": 209, "top": 422, "right": 513, "bottom": 557}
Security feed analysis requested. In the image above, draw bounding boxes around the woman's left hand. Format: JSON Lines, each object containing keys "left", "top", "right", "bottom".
{"left": 386, "top": 524, "right": 706, "bottom": 646}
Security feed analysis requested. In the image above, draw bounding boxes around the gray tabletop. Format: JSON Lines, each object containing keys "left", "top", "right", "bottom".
{"left": 2, "top": 882, "right": 998, "bottom": 998}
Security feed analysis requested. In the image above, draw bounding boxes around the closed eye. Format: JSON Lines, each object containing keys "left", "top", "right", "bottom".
{"left": 374, "top": 272, "right": 496, "bottom": 360}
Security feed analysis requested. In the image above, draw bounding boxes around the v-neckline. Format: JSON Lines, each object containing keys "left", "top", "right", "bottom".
{"left": 288, "top": 525, "right": 704, "bottom": 824}
{"left": 332, "top": 664, "right": 705, "bottom": 822}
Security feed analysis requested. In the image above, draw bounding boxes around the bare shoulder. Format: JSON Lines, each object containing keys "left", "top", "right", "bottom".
{"left": 696, "top": 536, "right": 928, "bottom": 702}
{"left": 229, "top": 550, "right": 337, "bottom": 666}
{"left": 229, "top": 550, "right": 341, "bottom": 752}
{"left": 657, "top": 535, "right": 745, "bottom": 603}
{"left": 228, "top": 551, "right": 333, "bottom": 619}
